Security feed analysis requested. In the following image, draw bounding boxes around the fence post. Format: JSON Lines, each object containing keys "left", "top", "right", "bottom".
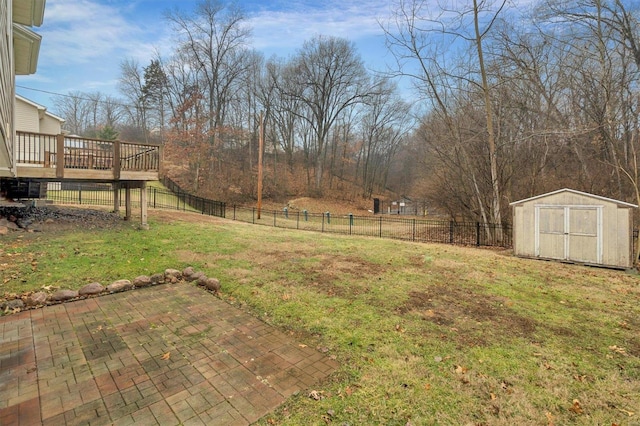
{"left": 349, "top": 213, "right": 353, "bottom": 235}
{"left": 322, "top": 212, "right": 325, "bottom": 232}
{"left": 252, "top": 207, "right": 255, "bottom": 224}
{"left": 326, "top": 212, "right": 330, "bottom": 224}
{"left": 449, "top": 221, "right": 454, "bottom": 244}
{"left": 413, "top": 218, "right": 416, "bottom": 242}
{"left": 303, "top": 210, "right": 308, "bottom": 221}
{"left": 379, "top": 216, "right": 383, "bottom": 238}
{"left": 153, "top": 188, "right": 156, "bottom": 208}
{"left": 283, "top": 207, "right": 288, "bottom": 219}
{"left": 274, "top": 210, "right": 277, "bottom": 227}
{"left": 476, "top": 222, "right": 481, "bottom": 246}
{"left": 296, "top": 211, "right": 300, "bottom": 229}
{"left": 79, "top": 186, "right": 82, "bottom": 205}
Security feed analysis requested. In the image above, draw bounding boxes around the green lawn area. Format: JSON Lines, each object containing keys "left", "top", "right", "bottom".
{"left": 1, "top": 210, "right": 639, "bottom": 425}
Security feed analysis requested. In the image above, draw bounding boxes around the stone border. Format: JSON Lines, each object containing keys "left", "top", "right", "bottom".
{"left": 0, "top": 266, "right": 221, "bottom": 315}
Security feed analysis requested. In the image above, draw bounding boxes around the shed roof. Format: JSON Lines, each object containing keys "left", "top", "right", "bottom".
{"left": 509, "top": 188, "right": 638, "bottom": 208}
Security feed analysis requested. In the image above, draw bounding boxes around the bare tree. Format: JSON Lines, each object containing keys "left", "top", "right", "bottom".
{"left": 165, "top": 0, "right": 251, "bottom": 136}
{"left": 286, "top": 35, "right": 369, "bottom": 191}
{"left": 53, "top": 92, "right": 92, "bottom": 135}
{"left": 357, "top": 77, "right": 412, "bottom": 198}
{"left": 384, "top": 0, "right": 508, "bottom": 235}
{"left": 118, "top": 59, "right": 149, "bottom": 142}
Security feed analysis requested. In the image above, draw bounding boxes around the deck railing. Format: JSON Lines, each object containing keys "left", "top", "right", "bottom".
{"left": 15, "top": 131, "right": 160, "bottom": 180}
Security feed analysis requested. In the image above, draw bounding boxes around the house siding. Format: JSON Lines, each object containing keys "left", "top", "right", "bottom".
{"left": 40, "top": 115, "right": 62, "bottom": 134}
{"left": 15, "top": 97, "right": 40, "bottom": 131}
{"left": 0, "top": 0, "right": 14, "bottom": 176}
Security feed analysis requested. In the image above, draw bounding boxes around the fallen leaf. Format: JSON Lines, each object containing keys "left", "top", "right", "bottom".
{"left": 569, "top": 399, "right": 583, "bottom": 414}
{"left": 545, "top": 411, "right": 554, "bottom": 426}
{"left": 161, "top": 352, "right": 171, "bottom": 360}
{"left": 345, "top": 386, "right": 353, "bottom": 396}
{"left": 609, "top": 345, "right": 628, "bottom": 356}
{"left": 617, "top": 408, "right": 634, "bottom": 417}
{"left": 454, "top": 365, "right": 468, "bottom": 374}
{"left": 424, "top": 383, "right": 431, "bottom": 391}
{"left": 490, "top": 393, "right": 496, "bottom": 400}
{"left": 308, "top": 390, "right": 324, "bottom": 400}
{"left": 298, "top": 344, "right": 307, "bottom": 348}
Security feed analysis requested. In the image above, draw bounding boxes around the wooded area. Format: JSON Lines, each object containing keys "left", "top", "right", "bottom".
{"left": 51, "top": 0, "right": 640, "bottom": 229}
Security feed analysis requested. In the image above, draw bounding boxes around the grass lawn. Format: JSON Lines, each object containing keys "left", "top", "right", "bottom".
{"left": 1, "top": 209, "right": 639, "bottom": 425}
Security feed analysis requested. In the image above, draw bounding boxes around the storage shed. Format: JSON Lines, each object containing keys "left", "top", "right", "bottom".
{"left": 510, "top": 188, "right": 637, "bottom": 269}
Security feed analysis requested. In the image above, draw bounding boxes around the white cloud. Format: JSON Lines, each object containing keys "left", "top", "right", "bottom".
{"left": 39, "top": 0, "right": 159, "bottom": 66}
{"left": 247, "top": 0, "right": 392, "bottom": 53}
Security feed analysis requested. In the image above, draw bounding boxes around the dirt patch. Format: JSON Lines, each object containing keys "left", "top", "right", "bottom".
{"left": 294, "top": 254, "right": 386, "bottom": 298}
{"left": 240, "top": 249, "right": 386, "bottom": 298}
{"left": 398, "top": 287, "right": 537, "bottom": 347}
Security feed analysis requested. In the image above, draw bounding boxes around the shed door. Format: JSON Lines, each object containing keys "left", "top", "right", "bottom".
{"left": 535, "top": 206, "right": 602, "bottom": 264}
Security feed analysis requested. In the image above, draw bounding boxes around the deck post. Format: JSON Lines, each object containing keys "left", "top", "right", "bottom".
{"left": 113, "top": 182, "right": 120, "bottom": 213}
{"left": 124, "top": 183, "right": 132, "bottom": 221}
{"left": 113, "top": 141, "right": 121, "bottom": 180}
{"left": 56, "top": 134, "right": 64, "bottom": 178}
{"left": 140, "top": 181, "right": 149, "bottom": 230}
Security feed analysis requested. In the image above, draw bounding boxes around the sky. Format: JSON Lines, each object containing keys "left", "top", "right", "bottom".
{"left": 15, "top": 0, "right": 401, "bottom": 111}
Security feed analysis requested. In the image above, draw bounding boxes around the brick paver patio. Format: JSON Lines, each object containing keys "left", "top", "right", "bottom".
{"left": 0, "top": 284, "right": 339, "bottom": 425}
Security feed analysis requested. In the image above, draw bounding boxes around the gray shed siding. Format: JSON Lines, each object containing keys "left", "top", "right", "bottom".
{"left": 511, "top": 189, "right": 636, "bottom": 268}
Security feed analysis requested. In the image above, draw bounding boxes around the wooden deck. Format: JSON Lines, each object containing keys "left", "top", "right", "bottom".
{"left": 15, "top": 132, "right": 160, "bottom": 182}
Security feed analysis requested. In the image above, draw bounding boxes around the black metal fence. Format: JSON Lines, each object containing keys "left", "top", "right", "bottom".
{"left": 47, "top": 182, "right": 226, "bottom": 217}
{"left": 46, "top": 181, "right": 511, "bottom": 248}
{"left": 229, "top": 206, "right": 512, "bottom": 248}
{"left": 160, "top": 177, "right": 226, "bottom": 217}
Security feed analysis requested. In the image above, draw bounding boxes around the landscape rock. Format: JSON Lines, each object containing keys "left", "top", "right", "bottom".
{"left": 26, "top": 292, "right": 47, "bottom": 306}
{"left": 50, "top": 289, "right": 79, "bottom": 302}
{"left": 185, "top": 270, "right": 205, "bottom": 283}
{"left": 0, "top": 264, "right": 223, "bottom": 316}
{"left": 1, "top": 299, "right": 25, "bottom": 311}
{"left": 182, "top": 266, "right": 195, "bottom": 279}
{"left": 0, "top": 226, "right": 7, "bottom": 235}
{"left": 165, "top": 268, "right": 182, "bottom": 282}
{"left": 150, "top": 273, "right": 164, "bottom": 285}
{"left": 202, "top": 277, "right": 221, "bottom": 293}
{"left": 79, "top": 282, "right": 104, "bottom": 296}
{"left": 133, "top": 275, "right": 152, "bottom": 288}
{"left": 107, "top": 279, "right": 133, "bottom": 293}
{"left": 17, "top": 218, "right": 33, "bottom": 228}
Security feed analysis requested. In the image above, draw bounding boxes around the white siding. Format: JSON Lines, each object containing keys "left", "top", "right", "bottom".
{"left": 0, "top": 0, "right": 14, "bottom": 176}
{"left": 15, "top": 97, "right": 39, "bottom": 131}
{"left": 40, "top": 115, "right": 62, "bottom": 134}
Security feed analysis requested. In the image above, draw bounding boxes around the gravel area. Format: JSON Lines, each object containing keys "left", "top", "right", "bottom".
{"left": 0, "top": 205, "right": 123, "bottom": 232}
